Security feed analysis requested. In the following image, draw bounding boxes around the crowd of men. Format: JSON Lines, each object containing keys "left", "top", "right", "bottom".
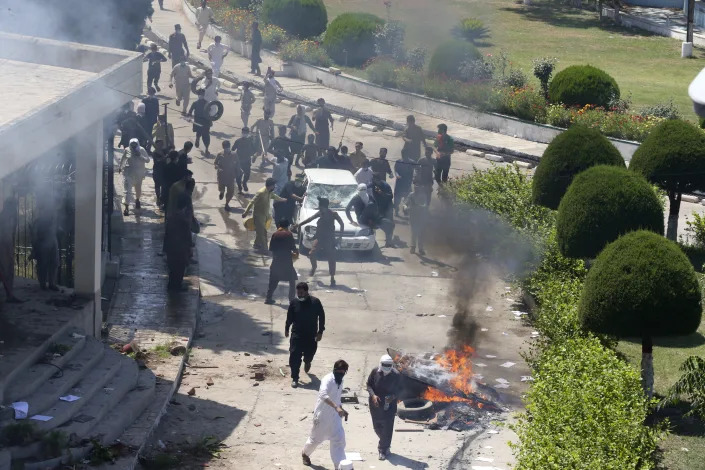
{"left": 117, "top": 6, "right": 459, "bottom": 467}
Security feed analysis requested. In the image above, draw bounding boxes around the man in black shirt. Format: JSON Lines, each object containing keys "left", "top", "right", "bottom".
{"left": 168, "top": 24, "right": 190, "bottom": 69}
{"left": 371, "top": 175, "right": 396, "bottom": 248}
{"left": 370, "top": 148, "right": 394, "bottom": 181}
{"left": 295, "top": 198, "right": 344, "bottom": 287}
{"left": 187, "top": 91, "right": 212, "bottom": 157}
{"left": 366, "top": 354, "right": 401, "bottom": 460}
{"left": 152, "top": 139, "right": 167, "bottom": 207}
{"left": 234, "top": 127, "right": 257, "bottom": 193}
{"left": 265, "top": 220, "right": 299, "bottom": 305}
{"left": 144, "top": 43, "right": 167, "bottom": 92}
{"left": 285, "top": 282, "right": 326, "bottom": 387}
{"left": 274, "top": 174, "right": 305, "bottom": 223}
{"left": 141, "top": 87, "right": 160, "bottom": 143}
{"left": 251, "top": 22, "right": 263, "bottom": 76}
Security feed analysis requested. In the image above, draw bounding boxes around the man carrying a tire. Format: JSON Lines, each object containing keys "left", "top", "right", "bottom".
{"left": 366, "top": 354, "right": 401, "bottom": 461}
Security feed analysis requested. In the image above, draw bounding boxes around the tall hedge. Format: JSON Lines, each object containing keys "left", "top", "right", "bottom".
{"left": 629, "top": 119, "right": 705, "bottom": 240}
{"left": 261, "top": 0, "right": 327, "bottom": 39}
{"left": 556, "top": 166, "right": 664, "bottom": 259}
{"left": 549, "top": 65, "right": 620, "bottom": 108}
{"left": 512, "top": 337, "right": 659, "bottom": 469}
{"left": 532, "top": 126, "right": 624, "bottom": 210}
{"left": 427, "top": 40, "right": 481, "bottom": 81}
{"left": 579, "top": 230, "right": 702, "bottom": 338}
{"left": 323, "top": 12, "right": 384, "bottom": 67}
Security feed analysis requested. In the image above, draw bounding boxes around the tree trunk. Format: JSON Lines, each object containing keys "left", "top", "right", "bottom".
{"left": 641, "top": 335, "right": 654, "bottom": 399}
{"left": 666, "top": 191, "right": 681, "bottom": 241}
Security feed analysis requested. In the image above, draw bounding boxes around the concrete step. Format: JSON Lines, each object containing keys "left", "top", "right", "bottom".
{"left": 4, "top": 330, "right": 87, "bottom": 404}
{"left": 3, "top": 338, "right": 106, "bottom": 422}
{"left": 32, "top": 347, "right": 123, "bottom": 432}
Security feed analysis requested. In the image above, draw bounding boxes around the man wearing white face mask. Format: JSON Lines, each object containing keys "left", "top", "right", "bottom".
{"left": 366, "top": 354, "right": 401, "bottom": 460}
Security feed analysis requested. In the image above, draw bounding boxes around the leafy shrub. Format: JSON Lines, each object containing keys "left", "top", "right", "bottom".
{"left": 395, "top": 65, "right": 425, "bottom": 93}
{"left": 556, "top": 165, "right": 664, "bottom": 259}
{"left": 423, "top": 76, "right": 492, "bottom": 109}
{"left": 323, "top": 12, "right": 384, "bottom": 66}
{"left": 532, "top": 125, "right": 624, "bottom": 210}
{"left": 374, "top": 20, "right": 406, "bottom": 62}
{"left": 532, "top": 57, "right": 557, "bottom": 97}
{"left": 280, "top": 39, "right": 331, "bottom": 66}
{"left": 504, "top": 86, "right": 547, "bottom": 122}
{"left": 579, "top": 230, "right": 702, "bottom": 338}
{"left": 549, "top": 65, "right": 620, "bottom": 108}
{"left": 545, "top": 103, "right": 572, "bottom": 128}
{"left": 445, "top": 164, "right": 554, "bottom": 236}
{"left": 662, "top": 355, "right": 705, "bottom": 420}
{"left": 427, "top": 40, "right": 481, "bottom": 81}
{"left": 639, "top": 99, "right": 681, "bottom": 120}
{"left": 455, "top": 17, "right": 489, "bottom": 43}
{"left": 405, "top": 46, "right": 427, "bottom": 71}
{"left": 512, "top": 336, "right": 660, "bottom": 470}
{"left": 685, "top": 211, "right": 705, "bottom": 248}
{"left": 459, "top": 58, "right": 494, "bottom": 81}
{"left": 260, "top": 24, "right": 288, "bottom": 49}
{"left": 261, "top": 0, "right": 327, "bottom": 38}
{"left": 365, "top": 58, "right": 397, "bottom": 87}
{"left": 495, "top": 68, "right": 528, "bottom": 89}
{"left": 219, "top": 7, "right": 255, "bottom": 40}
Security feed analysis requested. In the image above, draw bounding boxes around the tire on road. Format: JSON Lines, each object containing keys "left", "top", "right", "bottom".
{"left": 396, "top": 398, "right": 434, "bottom": 420}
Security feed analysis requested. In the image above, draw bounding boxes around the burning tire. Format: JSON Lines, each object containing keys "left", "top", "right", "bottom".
{"left": 397, "top": 398, "right": 433, "bottom": 420}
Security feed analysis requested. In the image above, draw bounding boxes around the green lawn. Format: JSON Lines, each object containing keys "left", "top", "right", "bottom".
{"left": 323, "top": 0, "right": 705, "bottom": 119}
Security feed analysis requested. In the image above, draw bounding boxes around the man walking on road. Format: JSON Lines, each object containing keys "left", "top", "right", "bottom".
{"left": 263, "top": 69, "right": 283, "bottom": 118}
{"left": 168, "top": 24, "right": 190, "bottom": 69}
{"left": 207, "top": 35, "right": 228, "bottom": 78}
{"left": 242, "top": 177, "right": 286, "bottom": 250}
{"left": 240, "top": 81, "right": 256, "bottom": 127}
{"left": 252, "top": 111, "right": 275, "bottom": 167}
{"left": 312, "top": 98, "right": 334, "bottom": 156}
{"left": 355, "top": 159, "right": 374, "bottom": 186}
{"left": 393, "top": 154, "right": 414, "bottom": 216}
{"left": 250, "top": 22, "right": 263, "bottom": 76}
{"left": 434, "top": 123, "right": 454, "bottom": 184}
{"left": 370, "top": 148, "right": 393, "bottom": 182}
{"left": 288, "top": 105, "right": 314, "bottom": 165}
{"left": 170, "top": 60, "right": 193, "bottom": 115}
{"left": 349, "top": 141, "right": 367, "bottom": 171}
{"left": 367, "top": 354, "right": 401, "bottom": 461}
{"left": 265, "top": 220, "right": 299, "bottom": 305}
{"left": 285, "top": 282, "right": 325, "bottom": 386}
{"left": 295, "top": 197, "right": 344, "bottom": 287}
{"left": 144, "top": 43, "right": 167, "bottom": 92}
{"left": 187, "top": 91, "right": 212, "bottom": 157}
{"left": 406, "top": 179, "right": 429, "bottom": 255}
{"left": 416, "top": 146, "right": 435, "bottom": 201}
{"left": 195, "top": 0, "right": 213, "bottom": 49}
{"left": 214, "top": 140, "right": 237, "bottom": 209}
{"left": 234, "top": 127, "right": 257, "bottom": 193}
{"left": 402, "top": 115, "right": 424, "bottom": 162}
{"left": 119, "top": 138, "right": 150, "bottom": 216}
{"left": 302, "top": 359, "right": 349, "bottom": 468}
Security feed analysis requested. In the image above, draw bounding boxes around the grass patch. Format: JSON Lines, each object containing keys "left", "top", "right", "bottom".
{"left": 0, "top": 422, "right": 39, "bottom": 447}
{"left": 323, "top": 0, "right": 704, "bottom": 119}
{"left": 47, "top": 343, "right": 72, "bottom": 356}
{"left": 152, "top": 343, "right": 173, "bottom": 359}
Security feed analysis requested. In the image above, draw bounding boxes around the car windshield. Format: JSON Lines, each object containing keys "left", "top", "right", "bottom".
{"left": 304, "top": 183, "right": 358, "bottom": 210}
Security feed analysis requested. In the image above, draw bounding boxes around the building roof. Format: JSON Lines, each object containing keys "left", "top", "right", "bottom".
{"left": 0, "top": 32, "right": 143, "bottom": 179}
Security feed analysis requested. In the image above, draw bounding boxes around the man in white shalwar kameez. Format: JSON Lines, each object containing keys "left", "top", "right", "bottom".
{"left": 302, "top": 360, "right": 349, "bottom": 468}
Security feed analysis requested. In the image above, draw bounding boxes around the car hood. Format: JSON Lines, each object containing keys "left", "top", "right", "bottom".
{"left": 299, "top": 207, "right": 366, "bottom": 233}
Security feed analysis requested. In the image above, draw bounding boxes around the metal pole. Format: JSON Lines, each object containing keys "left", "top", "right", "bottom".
{"left": 688, "top": 0, "right": 695, "bottom": 44}
{"left": 107, "top": 133, "right": 115, "bottom": 258}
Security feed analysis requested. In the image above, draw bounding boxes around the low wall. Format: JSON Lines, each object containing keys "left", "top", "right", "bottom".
{"left": 182, "top": 0, "right": 639, "bottom": 160}
{"left": 624, "top": 0, "right": 682, "bottom": 7}
{"left": 603, "top": 6, "right": 705, "bottom": 47}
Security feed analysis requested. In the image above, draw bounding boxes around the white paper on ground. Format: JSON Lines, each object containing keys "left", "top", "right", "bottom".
{"left": 11, "top": 402, "right": 28, "bottom": 419}
{"left": 483, "top": 445, "right": 494, "bottom": 449}
{"left": 473, "top": 374, "right": 484, "bottom": 380}
{"left": 495, "top": 384, "right": 510, "bottom": 389}
{"left": 485, "top": 306, "right": 493, "bottom": 312}
{"left": 495, "top": 378, "right": 509, "bottom": 384}
{"left": 475, "top": 363, "right": 487, "bottom": 368}
{"left": 485, "top": 355, "right": 497, "bottom": 358}
{"left": 474, "top": 457, "right": 494, "bottom": 462}
{"left": 481, "top": 328, "right": 489, "bottom": 332}
{"left": 487, "top": 430, "right": 500, "bottom": 434}
{"left": 521, "top": 376, "right": 534, "bottom": 382}
{"left": 59, "top": 395, "right": 81, "bottom": 402}
{"left": 499, "top": 362, "right": 516, "bottom": 368}
{"left": 438, "top": 315, "right": 447, "bottom": 318}
{"left": 29, "top": 415, "right": 53, "bottom": 421}
{"left": 345, "top": 452, "right": 363, "bottom": 461}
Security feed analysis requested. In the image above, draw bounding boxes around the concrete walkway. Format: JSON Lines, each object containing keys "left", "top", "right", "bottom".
{"left": 147, "top": 0, "right": 547, "bottom": 159}
{"left": 605, "top": 5, "right": 705, "bottom": 47}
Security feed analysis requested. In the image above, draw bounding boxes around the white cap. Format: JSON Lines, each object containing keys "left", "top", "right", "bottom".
{"left": 338, "top": 460, "right": 354, "bottom": 470}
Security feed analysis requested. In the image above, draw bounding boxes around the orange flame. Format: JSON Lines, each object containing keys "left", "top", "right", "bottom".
{"left": 421, "top": 345, "right": 476, "bottom": 403}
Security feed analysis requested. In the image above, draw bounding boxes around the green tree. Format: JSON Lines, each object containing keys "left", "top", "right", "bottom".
{"left": 323, "top": 12, "right": 384, "bottom": 66}
{"left": 261, "top": 0, "right": 328, "bottom": 39}
{"left": 532, "top": 126, "right": 624, "bottom": 210}
{"left": 579, "top": 230, "right": 702, "bottom": 397}
{"left": 427, "top": 40, "right": 481, "bottom": 81}
{"left": 556, "top": 166, "right": 664, "bottom": 259}
{"left": 629, "top": 119, "right": 705, "bottom": 241}
{"left": 549, "top": 64, "right": 620, "bottom": 108}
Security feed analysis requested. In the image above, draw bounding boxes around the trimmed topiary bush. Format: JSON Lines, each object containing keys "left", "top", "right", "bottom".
{"left": 532, "top": 126, "right": 624, "bottom": 210}
{"left": 556, "top": 166, "right": 664, "bottom": 259}
{"left": 427, "top": 40, "right": 481, "bottom": 81}
{"left": 261, "top": 0, "right": 327, "bottom": 39}
{"left": 579, "top": 230, "right": 702, "bottom": 396}
{"left": 323, "top": 12, "right": 384, "bottom": 67}
{"left": 549, "top": 65, "right": 620, "bottom": 108}
{"left": 629, "top": 119, "right": 705, "bottom": 240}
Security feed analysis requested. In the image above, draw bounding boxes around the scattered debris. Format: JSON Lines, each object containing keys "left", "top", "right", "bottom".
{"left": 485, "top": 306, "right": 493, "bottom": 312}
{"left": 206, "top": 377, "right": 214, "bottom": 386}
{"left": 187, "top": 388, "right": 196, "bottom": 396}
{"left": 299, "top": 415, "right": 308, "bottom": 421}
{"left": 499, "top": 362, "right": 515, "bottom": 368}
{"left": 431, "top": 271, "right": 439, "bottom": 277}
{"left": 521, "top": 376, "right": 534, "bottom": 382}
{"left": 170, "top": 344, "right": 187, "bottom": 356}
{"left": 59, "top": 395, "right": 80, "bottom": 402}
